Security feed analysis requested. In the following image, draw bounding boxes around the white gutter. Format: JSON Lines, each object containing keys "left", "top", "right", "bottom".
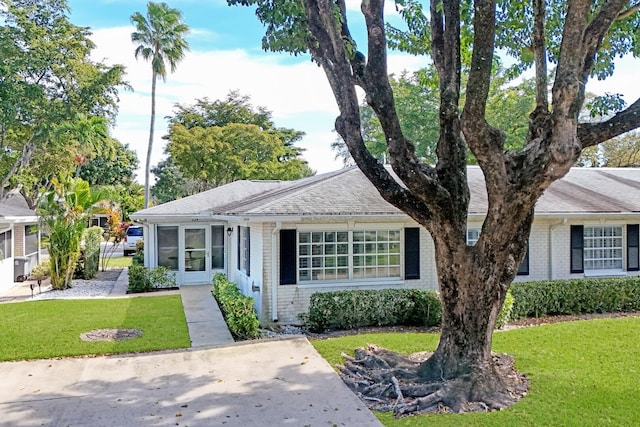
{"left": 549, "top": 217, "right": 567, "bottom": 280}
{"left": 271, "top": 221, "right": 282, "bottom": 322}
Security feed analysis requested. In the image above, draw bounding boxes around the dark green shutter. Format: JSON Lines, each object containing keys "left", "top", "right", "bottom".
{"left": 280, "top": 230, "right": 297, "bottom": 285}
{"left": 404, "top": 228, "right": 420, "bottom": 280}
{"left": 570, "top": 225, "right": 584, "bottom": 273}
{"left": 628, "top": 224, "right": 639, "bottom": 271}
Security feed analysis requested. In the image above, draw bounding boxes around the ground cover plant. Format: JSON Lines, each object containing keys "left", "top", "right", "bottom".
{"left": 0, "top": 296, "right": 190, "bottom": 361}
{"left": 312, "top": 316, "right": 640, "bottom": 426}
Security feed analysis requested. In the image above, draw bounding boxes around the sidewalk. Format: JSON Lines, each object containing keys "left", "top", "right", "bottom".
{"left": 179, "top": 284, "right": 234, "bottom": 347}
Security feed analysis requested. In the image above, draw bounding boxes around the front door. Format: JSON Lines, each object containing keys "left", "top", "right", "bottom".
{"left": 183, "top": 226, "right": 209, "bottom": 284}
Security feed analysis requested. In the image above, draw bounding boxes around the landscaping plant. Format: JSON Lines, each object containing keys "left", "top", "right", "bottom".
{"left": 39, "top": 177, "right": 107, "bottom": 289}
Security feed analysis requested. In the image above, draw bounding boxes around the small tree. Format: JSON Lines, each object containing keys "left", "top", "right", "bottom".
{"left": 39, "top": 177, "right": 106, "bottom": 289}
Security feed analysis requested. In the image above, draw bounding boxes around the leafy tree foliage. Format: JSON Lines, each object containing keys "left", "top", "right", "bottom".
{"left": 131, "top": 1, "right": 190, "bottom": 209}
{"left": 80, "top": 140, "right": 139, "bottom": 186}
{"left": 39, "top": 177, "right": 107, "bottom": 289}
{"left": 151, "top": 157, "right": 202, "bottom": 203}
{"left": 332, "top": 67, "right": 535, "bottom": 165}
{"left": 232, "top": 0, "right": 640, "bottom": 416}
{"left": 0, "top": 0, "right": 126, "bottom": 206}
{"left": 164, "top": 92, "right": 312, "bottom": 190}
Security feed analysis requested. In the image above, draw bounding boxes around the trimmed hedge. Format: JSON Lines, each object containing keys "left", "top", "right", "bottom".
{"left": 212, "top": 274, "right": 260, "bottom": 340}
{"left": 305, "top": 288, "right": 442, "bottom": 333}
{"left": 82, "top": 226, "right": 103, "bottom": 279}
{"left": 510, "top": 276, "right": 640, "bottom": 319}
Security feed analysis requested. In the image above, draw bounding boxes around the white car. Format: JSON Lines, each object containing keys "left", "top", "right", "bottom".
{"left": 123, "top": 225, "right": 143, "bottom": 256}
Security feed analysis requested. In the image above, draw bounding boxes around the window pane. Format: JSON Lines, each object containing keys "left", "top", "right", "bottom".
{"left": 583, "top": 226, "right": 622, "bottom": 271}
{"left": 157, "top": 226, "right": 178, "bottom": 270}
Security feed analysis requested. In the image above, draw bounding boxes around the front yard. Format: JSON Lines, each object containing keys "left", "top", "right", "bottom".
{"left": 312, "top": 316, "right": 640, "bottom": 426}
{"left": 0, "top": 295, "right": 190, "bottom": 361}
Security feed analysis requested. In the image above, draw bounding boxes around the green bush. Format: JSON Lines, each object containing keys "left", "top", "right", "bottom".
{"left": 510, "top": 276, "right": 640, "bottom": 319}
{"left": 127, "top": 265, "right": 151, "bottom": 293}
{"left": 305, "top": 288, "right": 442, "bottom": 333}
{"left": 127, "top": 265, "right": 176, "bottom": 293}
{"left": 496, "top": 290, "right": 514, "bottom": 329}
{"left": 30, "top": 261, "right": 50, "bottom": 280}
{"left": 82, "top": 226, "right": 103, "bottom": 279}
{"left": 132, "top": 240, "right": 144, "bottom": 266}
{"left": 212, "top": 274, "right": 260, "bottom": 340}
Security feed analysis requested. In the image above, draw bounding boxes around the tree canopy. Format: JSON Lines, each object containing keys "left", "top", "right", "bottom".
{"left": 231, "top": 0, "right": 640, "bottom": 416}
{"left": 0, "top": 0, "right": 127, "bottom": 207}
{"left": 163, "top": 92, "right": 313, "bottom": 192}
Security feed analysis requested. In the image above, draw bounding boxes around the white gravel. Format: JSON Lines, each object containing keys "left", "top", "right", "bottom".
{"left": 31, "top": 279, "right": 115, "bottom": 300}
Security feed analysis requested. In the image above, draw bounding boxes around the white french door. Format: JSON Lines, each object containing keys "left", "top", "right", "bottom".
{"left": 182, "top": 226, "right": 209, "bottom": 284}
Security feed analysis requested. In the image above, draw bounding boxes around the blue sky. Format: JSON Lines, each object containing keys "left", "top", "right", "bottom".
{"left": 66, "top": 0, "right": 639, "bottom": 181}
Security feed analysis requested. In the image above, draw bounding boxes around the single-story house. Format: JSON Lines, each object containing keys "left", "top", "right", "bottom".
{"left": 0, "top": 194, "right": 41, "bottom": 290}
{"left": 131, "top": 166, "right": 640, "bottom": 324}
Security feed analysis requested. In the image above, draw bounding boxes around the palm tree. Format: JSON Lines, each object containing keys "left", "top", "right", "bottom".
{"left": 131, "top": 2, "right": 189, "bottom": 209}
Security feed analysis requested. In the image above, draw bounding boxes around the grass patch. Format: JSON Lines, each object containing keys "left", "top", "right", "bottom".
{"left": 0, "top": 296, "right": 190, "bottom": 361}
{"left": 101, "top": 256, "right": 132, "bottom": 269}
{"left": 312, "top": 317, "right": 640, "bottom": 426}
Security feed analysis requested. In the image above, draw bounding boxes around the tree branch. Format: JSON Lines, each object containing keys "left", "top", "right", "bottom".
{"left": 302, "top": 0, "right": 434, "bottom": 224}
{"left": 617, "top": 2, "right": 640, "bottom": 20}
{"left": 578, "top": 97, "right": 640, "bottom": 147}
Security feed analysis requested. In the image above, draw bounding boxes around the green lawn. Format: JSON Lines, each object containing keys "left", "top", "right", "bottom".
{"left": 312, "top": 317, "right": 640, "bottom": 427}
{"left": 0, "top": 296, "right": 190, "bottom": 361}
{"left": 101, "top": 255, "right": 133, "bottom": 269}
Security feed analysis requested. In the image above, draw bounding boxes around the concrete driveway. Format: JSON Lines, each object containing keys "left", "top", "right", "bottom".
{"left": 0, "top": 338, "right": 382, "bottom": 427}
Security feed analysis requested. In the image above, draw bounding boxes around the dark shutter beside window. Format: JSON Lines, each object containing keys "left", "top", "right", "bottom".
{"left": 517, "top": 245, "right": 529, "bottom": 276}
{"left": 570, "top": 225, "right": 584, "bottom": 273}
{"left": 280, "top": 230, "right": 297, "bottom": 285}
{"left": 237, "top": 226, "right": 241, "bottom": 271}
{"left": 628, "top": 224, "right": 639, "bottom": 271}
{"left": 404, "top": 228, "right": 420, "bottom": 280}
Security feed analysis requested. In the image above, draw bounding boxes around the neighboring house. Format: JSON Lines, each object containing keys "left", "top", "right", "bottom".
{"left": 131, "top": 166, "right": 640, "bottom": 324}
{"left": 0, "top": 194, "right": 41, "bottom": 290}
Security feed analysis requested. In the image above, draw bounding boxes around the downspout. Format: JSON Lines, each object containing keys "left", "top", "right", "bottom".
{"left": 271, "top": 221, "right": 282, "bottom": 322}
{"left": 549, "top": 218, "right": 567, "bottom": 280}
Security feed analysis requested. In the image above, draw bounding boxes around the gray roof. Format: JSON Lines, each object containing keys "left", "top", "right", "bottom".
{"left": 0, "top": 194, "right": 38, "bottom": 221}
{"left": 132, "top": 166, "right": 640, "bottom": 220}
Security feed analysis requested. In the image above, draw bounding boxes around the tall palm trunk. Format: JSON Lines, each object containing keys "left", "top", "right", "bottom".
{"left": 144, "top": 71, "right": 157, "bottom": 209}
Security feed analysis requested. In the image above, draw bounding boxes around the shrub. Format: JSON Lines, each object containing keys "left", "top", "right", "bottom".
{"left": 212, "top": 274, "right": 260, "bottom": 340}
{"left": 305, "top": 288, "right": 442, "bottom": 333}
{"left": 510, "top": 276, "right": 640, "bottom": 319}
{"left": 132, "top": 240, "right": 144, "bottom": 266}
{"left": 127, "top": 265, "right": 176, "bottom": 293}
{"left": 30, "top": 261, "right": 51, "bottom": 280}
{"left": 496, "top": 290, "right": 514, "bottom": 329}
{"left": 81, "top": 226, "right": 103, "bottom": 279}
{"left": 127, "top": 265, "right": 151, "bottom": 293}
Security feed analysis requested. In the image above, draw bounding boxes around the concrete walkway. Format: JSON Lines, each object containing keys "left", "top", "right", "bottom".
{"left": 179, "top": 284, "right": 234, "bottom": 347}
{"left": 0, "top": 338, "right": 383, "bottom": 427}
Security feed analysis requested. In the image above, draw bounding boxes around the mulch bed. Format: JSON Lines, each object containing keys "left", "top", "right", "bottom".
{"left": 80, "top": 328, "right": 143, "bottom": 342}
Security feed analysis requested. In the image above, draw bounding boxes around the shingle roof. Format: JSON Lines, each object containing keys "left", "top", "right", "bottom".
{"left": 132, "top": 166, "right": 640, "bottom": 219}
{"left": 0, "top": 194, "right": 38, "bottom": 220}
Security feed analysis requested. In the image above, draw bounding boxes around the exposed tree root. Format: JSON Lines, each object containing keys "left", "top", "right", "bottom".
{"left": 338, "top": 345, "right": 529, "bottom": 417}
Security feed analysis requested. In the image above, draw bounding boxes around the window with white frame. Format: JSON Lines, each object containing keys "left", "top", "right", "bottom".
{"left": 466, "top": 228, "right": 480, "bottom": 246}
{"left": 297, "top": 229, "right": 401, "bottom": 282}
{"left": 583, "top": 226, "right": 623, "bottom": 270}
{"left": 25, "top": 226, "right": 38, "bottom": 255}
{"left": 157, "top": 226, "right": 179, "bottom": 270}
{"left": 0, "top": 229, "right": 12, "bottom": 261}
